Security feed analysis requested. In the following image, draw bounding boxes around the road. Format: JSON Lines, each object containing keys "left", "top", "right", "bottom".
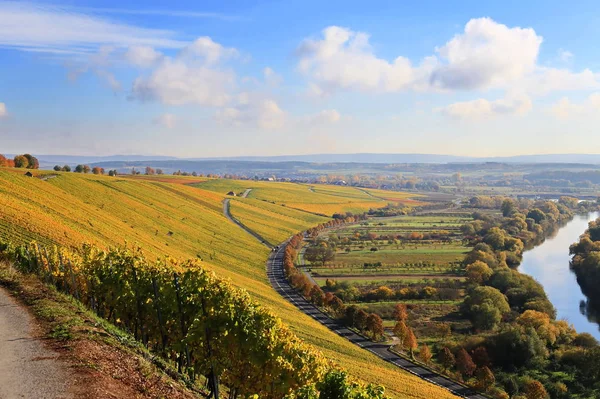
{"left": 222, "top": 201, "right": 486, "bottom": 399}
{"left": 223, "top": 199, "right": 272, "bottom": 247}
{"left": 0, "top": 287, "right": 72, "bottom": 399}
{"left": 241, "top": 188, "right": 252, "bottom": 198}
{"left": 267, "top": 246, "right": 486, "bottom": 399}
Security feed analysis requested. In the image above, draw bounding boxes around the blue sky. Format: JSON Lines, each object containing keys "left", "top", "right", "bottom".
{"left": 1, "top": 0, "right": 599, "bottom": 157}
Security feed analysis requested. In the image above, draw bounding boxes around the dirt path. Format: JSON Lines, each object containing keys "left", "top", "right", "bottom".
{"left": 0, "top": 286, "right": 72, "bottom": 399}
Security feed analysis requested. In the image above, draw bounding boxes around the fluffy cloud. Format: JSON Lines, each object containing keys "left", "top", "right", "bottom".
{"left": 153, "top": 113, "right": 177, "bottom": 129}
{"left": 179, "top": 37, "right": 238, "bottom": 64}
{"left": 0, "top": 103, "right": 7, "bottom": 118}
{"left": 558, "top": 49, "right": 573, "bottom": 62}
{"left": 430, "top": 18, "right": 542, "bottom": 90}
{"left": 130, "top": 37, "right": 239, "bottom": 106}
{"left": 125, "top": 46, "right": 163, "bottom": 68}
{"left": 437, "top": 94, "right": 532, "bottom": 119}
{"left": 215, "top": 97, "right": 287, "bottom": 130}
{"left": 305, "top": 109, "right": 341, "bottom": 125}
{"left": 263, "top": 67, "right": 283, "bottom": 86}
{"left": 297, "top": 19, "right": 599, "bottom": 97}
{"left": 131, "top": 58, "right": 234, "bottom": 106}
{"left": 550, "top": 93, "right": 600, "bottom": 119}
{"left": 297, "top": 26, "right": 416, "bottom": 93}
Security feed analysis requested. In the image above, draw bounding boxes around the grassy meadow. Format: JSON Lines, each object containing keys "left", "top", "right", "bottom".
{"left": 0, "top": 169, "right": 457, "bottom": 399}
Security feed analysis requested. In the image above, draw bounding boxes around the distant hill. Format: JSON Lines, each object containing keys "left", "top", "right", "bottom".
{"left": 29, "top": 153, "right": 600, "bottom": 167}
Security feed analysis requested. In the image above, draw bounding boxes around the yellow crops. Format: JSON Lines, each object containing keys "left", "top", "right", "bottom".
{"left": 197, "top": 180, "right": 421, "bottom": 216}
{"left": 0, "top": 170, "right": 456, "bottom": 399}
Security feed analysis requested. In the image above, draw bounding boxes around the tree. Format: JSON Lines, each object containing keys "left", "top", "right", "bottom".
{"left": 501, "top": 199, "right": 517, "bottom": 217}
{"left": 309, "top": 285, "right": 325, "bottom": 307}
{"left": 108, "top": 170, "right": 117, "bottom": 176}
{"left": 145, "top": 166, "right": 156, "bottom": 175}
{"left": 418, "top": 343, "right": 432, "bottom": 364}
{"left": 83, "top": 165, "right": 91, "bottom": 174}
{"left": 455, "top": 348, "right": 476, "bottom": 377}
{"left": 13, "top": 155, "right": 28, "bottom": 168}
{"left": 471, "top": 346, "right": 491, "bottom": 367}
{"left": 366, "top": 313, "right": 384, "bottom": 340}
{"left": 75, "top": 164, "right": 84, "bottom": 173}
{"left": 404, "top": 328, "right": 418, "bottom": 358}
{"left": 0, "top": 154, "right": 7, "bottom": 167}
{"left": 523, "top": 380, "right": 548, "bottom": 399}
{"left": 22, "top": 154, "right": 39, "bottom": 169}
{"left": 393, "top": 303, "right": 408, "bottom": 322}
{"left": 354, "top": 309, "right": 368, "bottom": 331}
{"left": 156, "top": 169, "right": 164, "bottom": 175}
{"left": 92, "top": 166, "right": 104, "bottom": 175}
{"left": 462, "top": 286, "right": 510, "bottom": 330}
{"left": 439, "top": 347, "right": 455, "bottom": 371}
{"left": 465, "top": 261, "right": 493, "bottom": 285}
{"left": 393, "top": 321, "right": 409, "bottom": 346}
{"left": 527, "top": 209, "right": 546, "bottom": 224}
{"left": 475, "top": 366, "right": 495, "bottom": 391}
{"left": 61, "top": 165, "right": 71, "bottom": 172}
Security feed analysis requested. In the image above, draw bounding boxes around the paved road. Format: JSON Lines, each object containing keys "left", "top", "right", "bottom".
{"left": 266, "top": 246, "right": 486, "bottom": 399}
{"left": 223, "top": 199, "right": 272, "bottom": 247}
{"left": 241, "top": 189, "right": 252, "bottom": 198}
{"left": 0, "top": 287, "right": 72, "bottom": 399}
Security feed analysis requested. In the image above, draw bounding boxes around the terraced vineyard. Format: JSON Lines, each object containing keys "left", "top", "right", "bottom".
{"left": 0, "top": 169, "right": 456, "bottom": 399}
{"left": 196, "top": 179, "right": 421, "bottom": 217}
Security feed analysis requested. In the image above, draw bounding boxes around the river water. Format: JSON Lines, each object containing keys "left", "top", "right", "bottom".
{"left": 519, "top": 212, "right": 600, "bottom": 339}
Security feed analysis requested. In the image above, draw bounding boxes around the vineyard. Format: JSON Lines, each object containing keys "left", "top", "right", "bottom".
{"left": 0, "top": 169, "right": 457, "bottom": 399}
{"left": 196, "top": 179, "right": 420, "bottom": 216}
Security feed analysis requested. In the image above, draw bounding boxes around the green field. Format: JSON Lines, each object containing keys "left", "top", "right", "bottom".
{"left": 304, "top": 212, "right": 473, "bottom": 345}
{"left": 0, "top": 169, "right": 457, "bottom": 399}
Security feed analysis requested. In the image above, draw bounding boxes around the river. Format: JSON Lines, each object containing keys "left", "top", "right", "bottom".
{"left": 519, "top": 212, "right": 600, "bottom": 339}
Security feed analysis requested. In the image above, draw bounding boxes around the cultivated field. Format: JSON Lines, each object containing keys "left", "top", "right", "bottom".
{"left": 0, "top": 169, "right": 457, "bottom": 399}
{"left": 196, "top": 179, "right": 421, "bottom": 216}
{"left": 306, "top": 213, "right": 473, "bottom": 341}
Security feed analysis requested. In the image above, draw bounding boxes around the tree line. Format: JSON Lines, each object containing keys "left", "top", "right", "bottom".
{"left": 0, "top": 153, "right": 39, "bottom": 169}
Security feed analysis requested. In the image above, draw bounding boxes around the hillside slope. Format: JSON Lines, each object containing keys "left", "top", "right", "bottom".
{"left": 0, "top": 169, "right": 455, "bottom": 399}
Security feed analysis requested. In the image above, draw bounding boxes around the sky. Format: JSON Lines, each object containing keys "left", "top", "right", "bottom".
{"left": 1, "top": 0, "right": 600, "bottom": 158}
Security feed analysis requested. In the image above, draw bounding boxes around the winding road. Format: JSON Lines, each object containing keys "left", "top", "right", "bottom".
{"left": 223, "top": 200, "right": 486, "bottom": 399}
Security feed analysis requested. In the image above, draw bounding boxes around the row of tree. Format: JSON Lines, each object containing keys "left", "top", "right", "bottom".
{"left": 0, "top": 153, "right": 39, "bottom": 169}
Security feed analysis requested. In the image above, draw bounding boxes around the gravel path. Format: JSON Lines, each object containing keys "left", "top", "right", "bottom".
{"left": 0, "top": 287, "right": 72, "bottom": 399}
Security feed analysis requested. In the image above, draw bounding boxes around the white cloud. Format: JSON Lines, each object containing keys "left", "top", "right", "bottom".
{"left": 130, "top": 37, "right": 239, "bottom": 106}
{"left": 0, "top": 103, "right": 7, "bottom": 118}
{"left": 95, "top": 70, "right": 121, "bottom": 92}
{"left": 125, "top": 46, "right": 163, "bottom": 68}
{"left": 550, "top": 93, "right": 600, "bottom": 119}
{"left": 263, "top": 67, "right": 283, "bottom": 86}
{"left": 558, "top": 49, "right": 574, "bottom": 62}
{"left": 153, "top": 113, "right": 177, "bottom": 129}
{"left": 215, "top": 97, "right": 287, "bottom": 130}
{"left": 522, "top": 67, "right": 600, "bottom": 95}
{"left": 437, "top": 93, "right": 532, "bottom": 119}
{"left": 297, "top": 26, "right": 416, "bottom": 94}
{"left": 305, "top": 109, "right": 341, "bottom": 125}
{"left": 179, "top": 37, "right": 238, "bottom": 65}
{"left": 131, "top": 58, "right": 234, "bottom": 106}
{"left": 297, "top": 19, "right": 599, "bottom": 97}
{"left": 430, "top": 18, "right": 542, "bottom": 90}
{"left": 0, "top": 2, "right": 184, "bottom": 55}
